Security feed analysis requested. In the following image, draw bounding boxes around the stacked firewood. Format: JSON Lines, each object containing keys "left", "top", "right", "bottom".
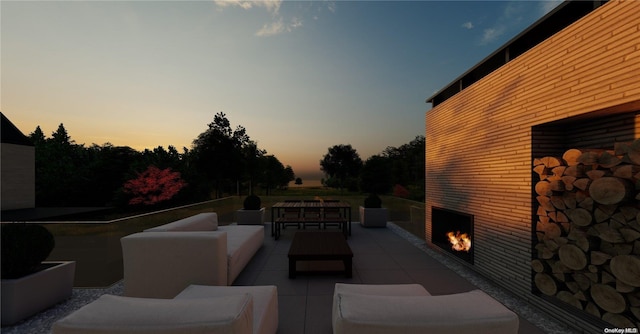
{"left": 532, "top": 139, "right": 640, "bottom": 328}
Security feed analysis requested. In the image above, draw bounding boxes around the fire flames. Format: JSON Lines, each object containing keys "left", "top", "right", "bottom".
{"left": 447, "top": 231, "right": 471, "bottom": 252}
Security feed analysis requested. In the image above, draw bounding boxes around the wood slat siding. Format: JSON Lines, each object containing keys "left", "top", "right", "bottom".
{"left": 425, "top": 1, "right": 640, "bottom": 333}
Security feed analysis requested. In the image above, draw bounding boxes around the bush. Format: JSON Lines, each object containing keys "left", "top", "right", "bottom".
{"left": 392, "top": 184, "right": 410, "bottom": 198}
{"left": 243, "top": 194, "right": 262, "bottom": 210}
{"left": 1, "top": 223, "right": 55, "bottom": 279}
{"left": 122, "top": 165, "right": 187, "bottom": 206}
{"left": 364, "top": 193, "right": 382, "bottom": 208}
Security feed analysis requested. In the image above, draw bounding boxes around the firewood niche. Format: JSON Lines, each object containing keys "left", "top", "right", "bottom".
{"left": 532, "top": 139, "right": 640, "bottom": 328}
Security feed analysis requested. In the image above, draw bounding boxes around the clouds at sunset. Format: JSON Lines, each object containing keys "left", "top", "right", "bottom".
{"left": 214, "top": 0, "right": 282, "bottom": 14}
{"left": 214, "top": 0, "right": 335, "bottom": 37}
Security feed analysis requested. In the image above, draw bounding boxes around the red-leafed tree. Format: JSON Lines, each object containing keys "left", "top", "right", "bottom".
{"left": 392, "top": 184, "right": 410, "bottom": 198}
{"left": 123, "top": 165, "right": 187, "bottom": 205}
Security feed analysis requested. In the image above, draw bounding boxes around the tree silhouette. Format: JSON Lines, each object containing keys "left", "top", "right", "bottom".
{"left": 360, "top": 155, "right": 392, "bottom": 194}
{"left": 190, "top": 112, "right": 250, "bottom": 197}
{"left": 320, "top": 144, "right": 362, "bottom": 191}
{"left": 259, "top": 155, "right": 293, "bottom": 195}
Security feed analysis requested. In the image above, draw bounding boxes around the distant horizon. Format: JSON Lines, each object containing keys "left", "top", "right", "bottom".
{"left": 288, "top": 179, "right": 324, "bottom": 188}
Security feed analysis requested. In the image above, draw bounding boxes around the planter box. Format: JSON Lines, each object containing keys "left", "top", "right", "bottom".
{"left": 359, "top": 206, "right": 388, "bottom": 227}
{"left": 1, "top": 261, "right": 76, "bottom": 326}
{"left": 236, "top": 207, "right": 265, "bottom": 225}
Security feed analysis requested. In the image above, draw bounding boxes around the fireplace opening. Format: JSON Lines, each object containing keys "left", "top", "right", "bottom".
{"left": 431, "top": 207, "right": 474, "bottom": 264}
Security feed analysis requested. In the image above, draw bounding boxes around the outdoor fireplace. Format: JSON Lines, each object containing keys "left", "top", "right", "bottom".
{"left": 431, "top": 207, "right": 474, "bottom": 264}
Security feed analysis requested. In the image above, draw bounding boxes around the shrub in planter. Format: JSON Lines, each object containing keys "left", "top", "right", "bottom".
{"left": 360, "top": 194, "right": 387, "bottom": 227}
{"left": 1, "top": 223, "right": 55, "bottom": 279}
{"left": 243, "top": 194, "right": 262, "bottom": 210}
{"left": 1, "top": 223, "right": 75, "bottom": 326}
{"left": 238, "top": 194, "right": 265, "bottom": 225}
{"left": 363, "top": 193, "right": 382, "bottom": 208}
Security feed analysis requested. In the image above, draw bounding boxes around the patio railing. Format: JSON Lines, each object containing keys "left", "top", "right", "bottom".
{"left": 43, "top": 196, "right": 425, "bottom": 287}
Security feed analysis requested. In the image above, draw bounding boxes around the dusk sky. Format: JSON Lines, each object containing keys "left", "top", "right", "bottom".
{"left": 1, "top": 0, "right": 561, "bottom": 180}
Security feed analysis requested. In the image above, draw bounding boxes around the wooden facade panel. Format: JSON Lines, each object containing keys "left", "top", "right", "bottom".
{"left": 426, "top": 2, "right": 640, "bottom": 332}
{"left": 623, "top": 84, "right": 640, "bottom": 99}
{"left": 607, "top": 28, "right": 640, "bottom": 52}
{"left": 1, "top": 144, "right": 36, "bottom": 210}
{"left": 609, "top": 9, "right": 640, "bottom": 36}
{"left": 575, "top": 59, "right": 640, "bottom": 92}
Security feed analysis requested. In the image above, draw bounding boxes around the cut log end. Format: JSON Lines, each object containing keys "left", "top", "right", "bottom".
{"left": 590, "top": 177, "right": 632, "bottom": 205}
{"left": 590, "top": 284, "right": 626, "bottom": 314}
{"left": 535, "top": 273, "right": 558, "bottom": 296}
{"left": 610, "top": 255, "right": 640, "bottom": 287}
{"left": 558, "top": 244, "right": 587, "bottom": 270}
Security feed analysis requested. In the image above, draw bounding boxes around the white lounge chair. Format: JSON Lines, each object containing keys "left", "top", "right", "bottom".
{"left": 52, "top": 284, "right": 278, "bottom": 334}
{"left": 332, "top": 283, "right": 519, "bottom": 334}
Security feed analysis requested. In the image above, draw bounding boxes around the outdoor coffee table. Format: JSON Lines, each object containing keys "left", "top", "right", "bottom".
{"left": 288, "top": 231, "right": 353, "bottom": 278}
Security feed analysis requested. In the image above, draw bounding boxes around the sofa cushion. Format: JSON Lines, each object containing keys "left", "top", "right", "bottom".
{"left": 52, "top": 293, "right": 253, "bottom": 334}
{"left": 218, "top": 225, "right": 264, "bottom": 284}
{"left": 332, "top": 283, "right": 431, "bottom": 328}
{"left": 333, "top": 289, "right": 519, "bottom": 334}
{"left": 334, "top": 283, "right": 431, "bottom": 296}
{"left": 144, "top": 212, "right": 218, "bottom": 232}
{"left": 175, "top": 285, "right": 278, "bottom": 334}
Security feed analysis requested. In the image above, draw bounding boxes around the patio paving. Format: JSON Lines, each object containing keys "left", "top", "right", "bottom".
{"left": 237, "top": 223, "right": 575, "bottom": 334}
{"left": 2, "top": 222, "right": 576, "bottom": 334}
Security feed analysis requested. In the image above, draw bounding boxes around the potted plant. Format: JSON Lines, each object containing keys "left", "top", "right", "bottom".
{"left": 1, "top": 223, "right": 76, "bottom": 326}
{"left": 236, "top": 194, "right": 265, "bottom": 225}
{"left": 359, "top": 194, "right": 388, "bottom": 227}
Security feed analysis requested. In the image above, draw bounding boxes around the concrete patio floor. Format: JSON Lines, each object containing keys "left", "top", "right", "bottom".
{"left": 234, "top": 222, "right": 574, "bottom": 334}
{"left": 2, "top": 222, "right": 576, "bottom": 334}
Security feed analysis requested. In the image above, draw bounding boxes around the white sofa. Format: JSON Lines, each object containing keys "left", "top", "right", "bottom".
{"left": 121, "top": 212, "right": 264, "bottom": 298}
{"left": 52, "top": 284, "right": 278, "bottom": 334}
{"left": 332, "top": 283, "right": 519, "bottom": 334}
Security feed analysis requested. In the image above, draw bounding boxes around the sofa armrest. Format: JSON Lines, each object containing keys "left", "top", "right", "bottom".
{"left": 144, "top": 212, "right": 218, "bottom": 232}
{"left": 121, "top": 231, "right": 228, "bottom": 298}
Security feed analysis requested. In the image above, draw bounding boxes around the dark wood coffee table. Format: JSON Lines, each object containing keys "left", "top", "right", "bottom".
{"left": 288, "top": 231, "right": 353, "bottom": 278}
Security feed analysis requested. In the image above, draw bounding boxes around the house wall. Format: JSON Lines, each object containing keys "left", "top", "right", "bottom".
{"left": 425, "top": 1, "right": 640, "bottom": 332}
{"left": 1, "top": 143, "right": 36, "bottom": 210}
